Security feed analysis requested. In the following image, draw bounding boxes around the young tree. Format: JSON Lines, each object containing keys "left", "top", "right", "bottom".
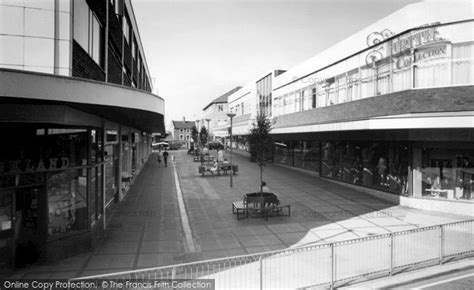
{"left": 191, "top": 125, "right": 199, "bottom": 149}
{"left": 199, "top": 126, "right": 209, "bottom": 165}
{"left": 199, "top": 126, "right": 208, "bottom": 147}
{"left": 249, "top": 113, "right": 273, "bottom": 193}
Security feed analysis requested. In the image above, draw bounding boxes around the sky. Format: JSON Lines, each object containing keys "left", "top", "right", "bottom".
{"left": 132, "top": 0, "right": 420, "bottom": 129}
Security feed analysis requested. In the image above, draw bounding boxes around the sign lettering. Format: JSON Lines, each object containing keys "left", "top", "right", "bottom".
{"left": 0, "top": 157, "right": 71, "bottom": 174}
{"left": 392, "top": 27, "right": 441, "bottom": 55}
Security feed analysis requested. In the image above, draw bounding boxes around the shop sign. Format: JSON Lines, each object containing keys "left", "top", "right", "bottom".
{"left": 392, "top": 27, "right": 441, "bottom": 55}
{"left": 365, "top": 29, "right": 394, "bottom": 68}
{"left": 394, "top": 45, "right": 447, "bottom": 69}
{"left": 414, "top": 45, "right": 447, "bottom": 63}
{"left": 0, "top": 157, "right": 70, "bottom": 174}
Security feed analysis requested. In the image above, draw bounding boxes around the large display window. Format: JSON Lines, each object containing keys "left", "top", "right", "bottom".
{"left": 47, "top": 169, "right": 87, "bottom": 238}
{"left": 418, "top": 146, "right": 473, "bottom": 201}
{"left": 104, "top": 144, "right": 118, "bottom": 206}
{"left": 321, "top": 140, "right": 409, "bottom": 195}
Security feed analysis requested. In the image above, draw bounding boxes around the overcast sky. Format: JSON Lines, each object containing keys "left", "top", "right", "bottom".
{"left": 132, "top": 0, "right": 420, "bottom": 129}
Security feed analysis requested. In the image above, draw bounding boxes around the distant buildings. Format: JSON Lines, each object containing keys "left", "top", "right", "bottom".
{"left": 202, "top": 87, "right": 242, "bottom": 142}
{"left": 0, "top": 0, "right": 165, "bottom": 266}
{"left": 171, "top": 120, "right": 196, "bottom": 149}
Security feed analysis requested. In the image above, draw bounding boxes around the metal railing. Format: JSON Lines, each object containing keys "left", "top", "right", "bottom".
{"left": 71, "top": 219, "right": 474, "bottom": 289}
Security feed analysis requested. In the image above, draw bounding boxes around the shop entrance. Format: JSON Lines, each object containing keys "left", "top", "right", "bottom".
{"left": 0, "top": 188, "right": 13, "bottom": 269}
{"left": 14, "top": 186, "right": 43, "bottom": 267}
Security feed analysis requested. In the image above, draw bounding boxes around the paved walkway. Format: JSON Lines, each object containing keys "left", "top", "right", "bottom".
{"left": 175, "top": 150, "right": 470, "bottom": 261}
{"left": 2, "top": 154, "right": 185, "bottom": 278}
{"left": 2, "top": 150, "right": 471, "bottom": 280}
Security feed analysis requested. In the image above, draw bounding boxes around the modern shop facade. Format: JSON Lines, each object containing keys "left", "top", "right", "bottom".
{"left": 0, "top": 70, "right": 164, "bottom": 268}
{"left": 270, "top": 3, "right": 474, "bottom": 214}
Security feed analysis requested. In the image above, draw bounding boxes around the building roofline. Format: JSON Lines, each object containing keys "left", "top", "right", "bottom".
{"left": 202, "top": 86, "right": 242, "bottom": 111}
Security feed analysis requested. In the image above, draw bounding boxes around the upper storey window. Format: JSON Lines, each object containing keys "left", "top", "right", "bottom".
{"left": 73, "top": 0, "right": 104, "bottom": 68}
{"left": 272, "top": 21, "right": 474, "bottom": 117}
{"left": 110, "top": 0, "right": 122, "bottom": 16}
{"left": 123, "top": 14, "right": 131, "bottom": 44}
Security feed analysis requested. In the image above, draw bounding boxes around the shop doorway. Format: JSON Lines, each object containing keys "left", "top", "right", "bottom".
{"left": 0, "top": 188, "right": 13, "bottom": 269}
{"left": 14, "top": 186, "right": 43, "bottom": 267}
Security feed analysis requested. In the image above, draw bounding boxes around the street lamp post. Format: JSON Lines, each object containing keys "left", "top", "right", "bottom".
{"left": 227, "top": 113, "right": 236, "bottom": 187}
{"left": 205, "top": 118, "right": 211, "bottom": 142}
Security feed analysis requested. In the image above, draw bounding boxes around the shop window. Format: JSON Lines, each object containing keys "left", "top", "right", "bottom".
{"left": 375, "top": 59, "right": 390, "bottom": 95}
{"left": 104, "top": 144, "right": 118, "bottom": 206}
{"left": 0, "top": 188, "right": 13, "bottom": 266}
{"left": 418, "top": 147, "right": 473, "bottom": 201}
{"left": 89, "top": 166, "right": 103, "bottom": 224}
{"left": 360, "top": 65, "right": 376, "bottom": 98}
{"left": 452, "top": 42, "right": 474, "bottom": 85}
{"left": 321, "top": 140, "right": 409, "bottom": 195}
{"left": 47, "top": 169, "right": 87, "bottom": 238}
{"left": 90, "top": 129, "right": 104, "bottom": 164}
{"left": 46, "top": 129, "right": 88, "bottom": 168}
{"left": 347, "top": 69, "right": 360, "bottom": 101}
{"left": 335, "top": 74, "right": 347, "bottom": 103}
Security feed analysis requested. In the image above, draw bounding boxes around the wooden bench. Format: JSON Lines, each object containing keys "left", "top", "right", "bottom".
{"left": 232, "top": 194, "right": 290, "bottom": 221}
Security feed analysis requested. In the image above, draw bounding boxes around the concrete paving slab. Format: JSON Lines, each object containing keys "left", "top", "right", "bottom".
{"left": 267, "top": 223, "right": 307, "bottom": 234}
{"left": 275, "top": 231, "right": 310, "bottom": 246}
{"left": 137, "top": 253, "right": 176, "bottom": 268}
{"left": 238, "top": 234, "right": 283, "bottom": 248}
{"left": 336, "top": 217, "right": 378, "bottom": 228}
{"left": 85, "top": 254, "right": 136, "bottom": 269}
{"left": 22, "top": 271, "right": 78, "bottom": 279}
{"left": 97, "top": 241, "right": 140, "bottom": 254}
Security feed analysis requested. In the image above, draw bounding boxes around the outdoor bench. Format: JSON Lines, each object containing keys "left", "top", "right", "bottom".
{"left": 199, "top": 164, "right": 238, "bottom": 176}
{"left": 232, "top": 193, "right": 290, "bottom": 221}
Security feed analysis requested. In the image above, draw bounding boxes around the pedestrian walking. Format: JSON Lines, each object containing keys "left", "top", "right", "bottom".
{"left": 163, "top": 150, "right": 169, "bottom": 167}
{"left": 157, "top": 154, "right": 161, "bottom": 167}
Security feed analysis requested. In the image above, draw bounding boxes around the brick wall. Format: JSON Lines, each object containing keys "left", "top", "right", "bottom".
{"left": 72, "top": 41, "right": 105, "bottom": 82}
{"left": 108, "top": 48, "right": 122, "bottom": 85}
{"left": 274, "top": 86, "right": 474, "bottom": 129}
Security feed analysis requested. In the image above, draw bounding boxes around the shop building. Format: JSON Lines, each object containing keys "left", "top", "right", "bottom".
{"left": 202, "top": 86, "right": 242, "bottom": 142}
{"left": 227, "top": 70, "right": 285, "bottom": 150}
{"left": 0, "top": 0, "right": 165, "bottom": 268}
{"left": 270, "top": 2, "right": 473, "bottom": 215}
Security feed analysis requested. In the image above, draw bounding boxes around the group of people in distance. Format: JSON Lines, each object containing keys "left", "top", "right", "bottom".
{"left": 209, "top": 148, "right": 229, "bottom": 175}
